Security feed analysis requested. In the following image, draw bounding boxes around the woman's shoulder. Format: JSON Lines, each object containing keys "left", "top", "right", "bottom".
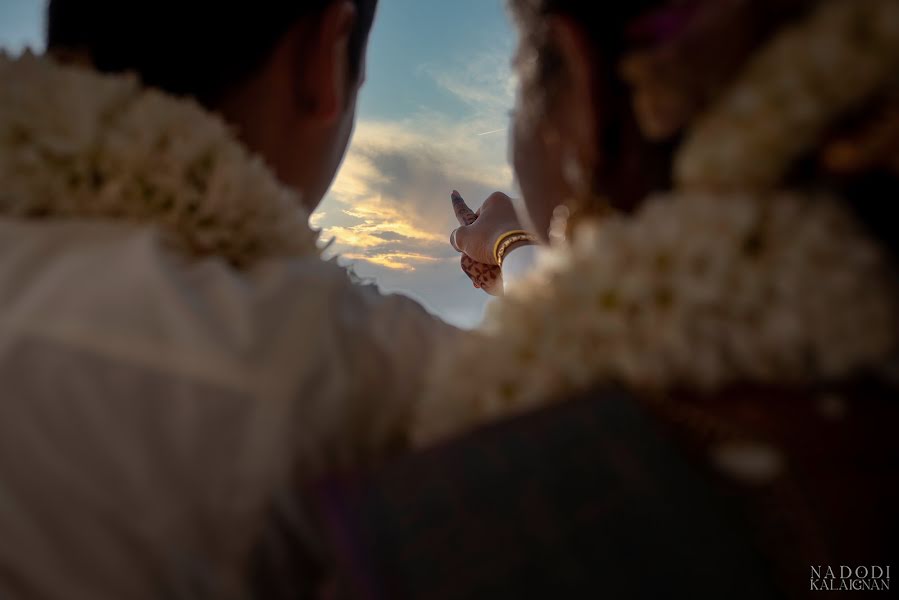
{"left": 416, "top": 190, "right": 898, "bottom": 445}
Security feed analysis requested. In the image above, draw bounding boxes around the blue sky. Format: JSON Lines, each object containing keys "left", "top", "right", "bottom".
{"left": 0, "top": 0, "right": 518, "bottom": 328}
{"left": 360, "top": 0, "right": 512, "bottom": 122}
{"left": 0, "top": 0, "right": 43, "bottom": 52}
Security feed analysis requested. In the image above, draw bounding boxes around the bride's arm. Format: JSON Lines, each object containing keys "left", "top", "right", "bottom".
{"left": 336, "top": 280, "right": 461, "bottom": 456}
{"left": 289, "top": 268, "right": 461, "bottom": 472}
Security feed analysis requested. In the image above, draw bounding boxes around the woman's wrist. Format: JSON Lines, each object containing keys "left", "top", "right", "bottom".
{"left": 494, "top": 230, "right": 539, "bottom": 267}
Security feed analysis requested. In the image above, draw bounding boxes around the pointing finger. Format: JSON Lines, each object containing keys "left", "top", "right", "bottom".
{"left": 451, "top": 190, "right": 478, "bottom": 226}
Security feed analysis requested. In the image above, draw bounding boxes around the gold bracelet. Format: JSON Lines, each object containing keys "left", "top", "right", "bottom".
{"left": 493, "top": 230, "right": 538, "bottom": 267}
{"left": 492, "top": 230, "right": 528, "bottom": 265}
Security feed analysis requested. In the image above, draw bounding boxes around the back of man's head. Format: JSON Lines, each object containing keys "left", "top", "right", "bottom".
{"left": 46, "top": 0, "right": 378, "bottom": 107}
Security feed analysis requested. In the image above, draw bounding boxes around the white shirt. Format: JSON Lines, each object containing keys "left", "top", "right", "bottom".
{"left": 0, "top": 218, "right": 454, "bottom": 599}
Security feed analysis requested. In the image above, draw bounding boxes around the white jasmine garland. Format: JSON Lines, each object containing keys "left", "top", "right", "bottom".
{"left": 676, "top": 0, "right": 899, "bottom": 191}
{"left": 412, "top": 0, "right": 899, "bottom": 446}
{"left": 0, "top": 52, "right": 319, "bottom": 267}
{"left": 414, "top": 193, "right": 897, "bottom": 445}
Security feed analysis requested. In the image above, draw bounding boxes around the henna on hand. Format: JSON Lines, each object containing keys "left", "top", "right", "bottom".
{"left": 451, "top": 190, "right": 503, "bottom": 296}
{"left": 461, "top": 254, "right": 503, "bottom": 296}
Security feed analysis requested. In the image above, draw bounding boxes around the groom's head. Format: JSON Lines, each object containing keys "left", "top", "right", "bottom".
{"left": 47, "top": 0, "right": 378, "bottom": 211}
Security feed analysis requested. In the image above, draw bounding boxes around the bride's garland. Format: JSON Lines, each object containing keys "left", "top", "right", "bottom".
{"left": 413, "top": 0, "right": 899, "bottom": 445}
{"left": 676, "top": 0, "right": 899, "bottom": 190}
{"left": 0, "top": 52, "right": 319, "bottom": 267}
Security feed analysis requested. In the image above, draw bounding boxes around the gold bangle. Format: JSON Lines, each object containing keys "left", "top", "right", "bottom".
{"left": 493, "top": 230, "right": 528, "bottom": 264}
{"left": 494, "top": 231, "right": 537, "bottom": 267}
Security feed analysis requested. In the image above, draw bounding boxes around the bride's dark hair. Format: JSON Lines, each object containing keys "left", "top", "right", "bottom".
{"left": 509, "top": 1, "right": 673, "bottom": 212}
{"left": 507, "top": 0, "right": 899, "bottom": 257}
{"left": 508, "top": 1, "right": 819, "bottom": 210}
{"left": 46, "top": 0, "right": 378, "bottom": 107}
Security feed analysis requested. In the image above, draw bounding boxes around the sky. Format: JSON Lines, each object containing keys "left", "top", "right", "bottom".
{"left": 0, "top": 0, "right": 518, "bottom": 328}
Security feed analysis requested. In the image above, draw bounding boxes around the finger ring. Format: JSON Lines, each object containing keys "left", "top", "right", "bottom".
{"left": 450, "top": 228, "right": 462, "bottom": 252}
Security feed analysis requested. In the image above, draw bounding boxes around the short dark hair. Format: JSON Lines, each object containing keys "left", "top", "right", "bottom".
{"left": 47, "top": 0, "right": 378, "bottom": 106}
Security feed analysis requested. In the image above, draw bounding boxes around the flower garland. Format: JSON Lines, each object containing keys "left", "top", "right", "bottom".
{"left": 414, "top": 192, "right": 897, "bottom": 444}
{"left": 0, "top": 52, "right": 319, "bottom": 267}
{"left": 675, "top": 0, "right": 899, "bottom": 191}
{"left": 412, "top": 0, "right": 899, "bottom": 445}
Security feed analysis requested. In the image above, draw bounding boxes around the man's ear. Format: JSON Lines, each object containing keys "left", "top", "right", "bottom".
{"left": 290, "top": 0, "right": 358, "bottom": 123}
{"left": 544, "top": 16, "right": 598, "bottom": 174}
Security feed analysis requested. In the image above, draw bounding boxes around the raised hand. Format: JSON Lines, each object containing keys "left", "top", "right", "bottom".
{"left": 451, "top": 191, "right": 524, "bottom": 266}
{"left": 450, "top": 190, "right": 503, "bottom": 296}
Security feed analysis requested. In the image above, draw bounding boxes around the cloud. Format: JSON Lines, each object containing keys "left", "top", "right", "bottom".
{"left": 421, "top": 47, "right": 517, "bottom": 115}
{"left": 312, "top": 45, "right": 517, "bottom": 326}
